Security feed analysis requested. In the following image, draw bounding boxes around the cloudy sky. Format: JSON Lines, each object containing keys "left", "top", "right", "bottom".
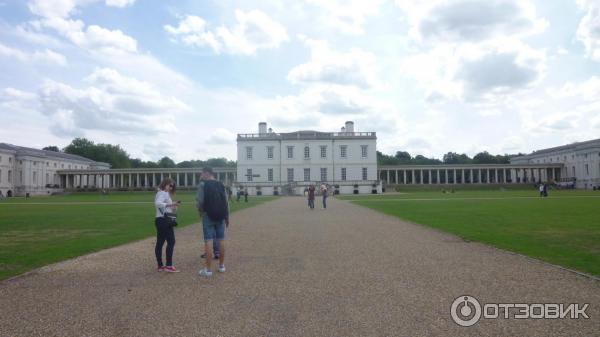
{"left": 1, "top": 0, "right": 599, "bottom": 162}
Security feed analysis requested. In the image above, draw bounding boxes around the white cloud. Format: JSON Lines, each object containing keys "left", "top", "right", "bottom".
{"left": 396, "top": 0, "right": 547, "bottom": 43}
{"left": 28, "top": 0, "right": 135, "bottom": 19}
{"left": 287, "top": 39, "right": 379, "bottom": 89}
{"left": 36, "top": 18, "right": 137, "bottom": 54}
{"left": 552, "top": 76, "right": 600, "bottom": 101}
{"left": 576, "top": 0, "right": 600, "bottom": 61}
{"left": 303, "top": 0, "right": 385, "bottom": 35}
{"left": 207, "top": 128, "right": 236, "bottom": 145}
{"left": 0, "top": 42, "right": 67, "bottom": 66}
{"left": 37, "top": 68, "right": 188, "bottom": 136}
{"left": 164, "top": 10, "right": 288, "bottom": 55}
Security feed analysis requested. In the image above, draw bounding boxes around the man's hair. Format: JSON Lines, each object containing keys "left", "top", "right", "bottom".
{"left": 202, "top": 167, "right": 214, "bottom": 176}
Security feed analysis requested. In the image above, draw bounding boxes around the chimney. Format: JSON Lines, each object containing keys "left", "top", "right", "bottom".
{"left": 345, "top": 121, "right": 354, "bottom": 133}
{"left": 341, "top": 126, "right": 346, "bottom": 132}
{"left": 268, "top": 127, "right": 273, "bottom": 133}
{"left": 259, "top": 122, "right": 267, "bottom": 135}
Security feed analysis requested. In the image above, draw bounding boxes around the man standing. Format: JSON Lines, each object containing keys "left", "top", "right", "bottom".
{"left": 198, "top": 174, "right": 219, "bottom": 260}
{"left": 321, "top": 183, "right": 328, "bottom": 209}
{"left": 196, "top": 167, "right": 229, "bottom": 277}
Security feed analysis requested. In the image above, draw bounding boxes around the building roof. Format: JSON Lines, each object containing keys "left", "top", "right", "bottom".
{"left": 0, "top": 143, "right": 105, "bottom": 164}
{"left": 238, "top": 131, "right": 376, "bottom": 141}
{"left": 512, "top": 138, "right": 600, "bottom": 159}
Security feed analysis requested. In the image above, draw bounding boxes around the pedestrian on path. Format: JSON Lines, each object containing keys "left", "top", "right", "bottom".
{"left": 539, "top": 183, "right": 544, "bottom": 197}
{"left": 307, "top": 184, "right": 315, "bottom": 209}
{"left": 197, "top": 167, "right": 230, "bottom": 277}
{"left": 154, "top": 178, "right": 180, "bottom": 273}
{"left": 197, "top": 176, "right": 219, "bottom": 260}
{"left": 321, "top": 183, "right": 328, "bottom": 209}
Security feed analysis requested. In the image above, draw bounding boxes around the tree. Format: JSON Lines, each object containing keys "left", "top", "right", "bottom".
{"left": 157, "top": 156, "right": 176, "bottom": 168}
{"left": 64, "top": 138, "right": 131, "bottom": 168}
{"left": 394, "top": 151, "right": 412, "bottom": 163}
{"left": 472, "top": 151, "right": 496, "bottom": 164}
{"left": 443, "top": 152, "right": 472, "bottom": 164}
{"left": 43, "top": 146, "right": 60, "bottom": 152}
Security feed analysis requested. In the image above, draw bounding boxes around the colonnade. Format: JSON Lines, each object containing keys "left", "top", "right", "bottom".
{"left": 59, "top": 169, "right": 237, "bottom": 190}
{"left": 377, "top": 165, "right": 563, "bottom": 185}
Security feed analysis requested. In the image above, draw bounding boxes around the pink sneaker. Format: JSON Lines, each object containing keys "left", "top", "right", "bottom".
{"left": 157, "top": 266, "right": 165, "bottom": 272}
{"left": 163, "top": 266, "right": 180, "bottom": 273}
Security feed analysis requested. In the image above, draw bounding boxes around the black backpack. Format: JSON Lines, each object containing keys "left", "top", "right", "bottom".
{"left": 203, "top": 180, "right": 228, "bottom": 221}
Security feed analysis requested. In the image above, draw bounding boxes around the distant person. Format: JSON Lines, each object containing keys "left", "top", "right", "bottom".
{"left": 543, "top": 183, "right": 548, "bottom": 197}
{"left": 154, "top": 178, "right": 180, "bottom": 273}
{"left": 197, "top": 167, "right": 229, "bottom": 277}
{"left": 0, "top": 190, "right": 4, "bottom": 198}
{"left": 539, "top": 183, "right": 544, "bottom": 197}
{"left": 307, "top": 184, "right": 315, "bottom": 210}
{"left": 244, "top": 188, "right": 249, "bottom": 202}
{"left": 236, "top": 187, "right": 242, "bottom": 202}
{"left": 226, "top": 186, "right": 233, "bottom": 202}
{"left": 321, "top": 183, "right": 328, "bottom": 209}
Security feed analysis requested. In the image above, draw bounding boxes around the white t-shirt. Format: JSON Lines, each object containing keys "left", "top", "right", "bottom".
{"left": 539, "top": 185, "right": 544, "bottom": 192}
{"left": 155, "top": 190, "right": 173, "bottom": 218}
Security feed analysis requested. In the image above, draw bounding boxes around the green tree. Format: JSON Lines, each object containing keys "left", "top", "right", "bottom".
{"left": 43, "top": 146, "right": 60, "bottom": 152}
{"left": 157, "top": 156, "right": 176, "bottom": 168}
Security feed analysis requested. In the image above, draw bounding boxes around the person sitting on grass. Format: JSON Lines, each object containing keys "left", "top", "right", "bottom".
{"left": 154, "top": 178, "right": 180, "bottom": 273}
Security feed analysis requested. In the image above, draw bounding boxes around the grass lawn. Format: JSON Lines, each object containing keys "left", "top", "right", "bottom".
{"left": 340, "top": 189, "right": 600, "bottom": 277}
{"left": 0, "top": 192, "right": 275, "bottom": 280}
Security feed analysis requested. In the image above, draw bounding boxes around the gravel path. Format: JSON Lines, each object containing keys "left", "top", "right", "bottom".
{"left": 0, "top": 197, "right": 598, "bottom": 337}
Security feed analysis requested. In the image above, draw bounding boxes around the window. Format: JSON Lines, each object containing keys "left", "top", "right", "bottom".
{"left": 54, "top": 163, "right": 57, "bottom": 168}
{"left": 320, "top": 146, "right": 327, "bottom": 158}
{"left": 61, "top": 164, "right": 64, "bottom": 168}
{"left": 362, "top": 167, "right": 368, "bottom": 180}
{"left": 7, "top": 170, "right": 11, "bottom": 183}
{"left": 46, "top": 173, "right": 49, "bottom": 184}
{"left": 19, "top": 160, "right": 22, "bottom": 165}
{"left": 585, "top": 164, "right": 589, "bottom": 175}
{"left": 341, "top": 167, "right": 347, "bottom": 181}
{"left": 361, "top": 145, "right": 368, "bottom": 158}
{"left": 19, "top": 170, "right": 22, "bottom": 183}
{"left": 246, "top": 147, "right": 253, "bottom": 160}
{"left": 267, "top": 146, "right": 274, "bottom": 159}
{"left": 304, "top": 168, "right": 310, "bottom": 181}
{"left": 0, "top": 156, "right": 2, "bottom": 162}
{"left": 47, "top": 162, "right": 49, "bottom": 166}
{"left": 287, "top": 168, "right": 294, "bottom": 182}
{"left": 320, "top": 168, "right": 327, "bottom": 182}
{"left": 340, "top": 145, "right": 347, "bottom": 158}
{"left": 268, "top": 168, "right": 273, "bottom": 182}
{"left": 247, "top": 169, "right": 253, "bottom": 182}
{"left": 572, "top": 166, "right": 575, "bottom": 176}
{"left": 287, "top": 146, "right": 294, "bottom": 159}
{"left": 33, "top": 171, "right": 37, "bottom": 184}
{"left": 8, "top": 157, "right": 11, "bottom": 163}
{"left": 0, "top": 169, "right": 2, "bottom": 183}
{"left": 304, "top": 146, "right": 310, "bottom": 159}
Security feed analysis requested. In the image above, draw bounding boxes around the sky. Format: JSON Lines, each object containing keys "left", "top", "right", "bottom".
{"left": 0, "top": 0, "right": 599, "bottom": 162}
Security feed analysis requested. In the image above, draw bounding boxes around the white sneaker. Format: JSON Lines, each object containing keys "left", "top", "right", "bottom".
{"left": 198, "top": 268, "right": 213, "bottom": 277}
{"left": 218, "top": 265, "right": 226, "bottom": 273}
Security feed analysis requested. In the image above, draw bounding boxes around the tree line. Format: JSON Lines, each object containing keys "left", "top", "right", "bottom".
{"left": 377, "top": 150, "right": 523, "bottom": 165}
{"left": 43, "top": 138, "right": 236, "bottom": 169}
{"left": 43, "top": 138, "right": 522, "bottom": 168}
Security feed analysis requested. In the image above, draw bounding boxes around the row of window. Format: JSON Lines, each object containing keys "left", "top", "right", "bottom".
{"left": 0, "top": 169, "right": 59, "bottom": 185}
{"left": 536, "top": 152, "right": 600, "bottom": 164}
{"left": 246, "top": 167, "right": 369, "bottom": 182}
{"left": 246, "top": 145, "right": 369, "bottom": 160}
{"left": 0, "top": 156, "right": 85, "bottom": 170}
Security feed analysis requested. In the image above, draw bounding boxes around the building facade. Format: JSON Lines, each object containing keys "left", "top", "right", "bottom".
{"left": 510, "top": 138, "right": 600, "bottom": 189}
{"left": 0, "top": 143, "right": 110, "bottom": 197}
{"left": 236, "top": 122, "right": 380, "bottom": 195}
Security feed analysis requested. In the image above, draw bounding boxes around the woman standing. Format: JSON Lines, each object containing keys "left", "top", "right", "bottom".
{"left": 155, "top": 178, "right": 180, "bottom": 272}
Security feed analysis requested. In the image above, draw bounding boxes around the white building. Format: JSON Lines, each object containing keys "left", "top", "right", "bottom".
{"left": 0, "top": 143, "right": 110, "bottom": 197}
{"left": 236, "top": 122, "right": 380, "bottom": 195}
{"left": 510, "top": 138, "right": 600, "bottom": 189}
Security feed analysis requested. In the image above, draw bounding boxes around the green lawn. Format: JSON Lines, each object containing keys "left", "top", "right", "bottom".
{"left": 340, "top": 189, "right": 600, "bottom": 276}
{"left": 0, "top": 192, "right": 275, "bottom": 280}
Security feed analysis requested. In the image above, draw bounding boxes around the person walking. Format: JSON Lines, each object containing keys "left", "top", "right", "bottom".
{"left": 539, "top": 183, "right": 544, "bottom": 197}
{"left": 197, "top": 167, "right": 229, "bottom": 277}
{"left": 198, "top": 176, "right": 219, "bottom": 260}
{"left": 154, "top": 178, "right": 180, "bottom": 273}
{"left": 307, "top": 184, "right": 315, "bottom": 210}
{"left": 321, "top": 183, "right": 328, "bottom": 209}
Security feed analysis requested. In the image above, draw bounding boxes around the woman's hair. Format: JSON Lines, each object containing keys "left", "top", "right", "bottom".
{"left": 158, "top": 178, "right": 176, "bottom": 193}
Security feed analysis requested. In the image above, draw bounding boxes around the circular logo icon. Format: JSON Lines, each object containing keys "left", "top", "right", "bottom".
{"left": 451, "top": 295, "right": 482, "bottom": 327}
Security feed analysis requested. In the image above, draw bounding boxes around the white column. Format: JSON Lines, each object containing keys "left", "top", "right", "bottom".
{"left": 395, "top": 170, "right": 398, "bottom": 184}
{"left": 185, "top": 173, "right": 188, "bottom": 187}
{"left": 461, "top": 169, "right": 465, "bottom": 184}
{"left": 193, "top": 173, "right": 197, "bottom": 186}
{"left": 485, "top": 169, "right": 489, "bottom": 184}
{"left": 403, "top": 170, "right": 407, "bottom": 184}
{"left": 437, "top": 170, "right": 440, "bottom": 184}
{"left": 453, "top": 170, "right": 457, "bottom": 184}
{"left": 386, "top": 170, "right": 390, "bottom": 184}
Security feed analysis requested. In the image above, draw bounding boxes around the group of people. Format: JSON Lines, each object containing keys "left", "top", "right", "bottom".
{"left": 154, "top": 167, "right": 229, "bottom": 277}
{"left": 306, "top": 183, "right": 329, "bottom": 210}
{"left": 539, "top": 183, "right": 549, "bottom": 197}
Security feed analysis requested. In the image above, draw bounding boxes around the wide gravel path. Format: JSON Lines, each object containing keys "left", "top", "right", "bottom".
{"left": 0, "top": 197, "right": 598, "bottom": 337}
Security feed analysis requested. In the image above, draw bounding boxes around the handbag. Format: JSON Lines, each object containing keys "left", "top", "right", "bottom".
{"left": 161, "top": 209, "right": 178, "bottom": 227}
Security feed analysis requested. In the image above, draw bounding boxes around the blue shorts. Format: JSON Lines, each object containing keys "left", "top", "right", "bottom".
{"left": 202, "top": 214, "right": 225, "bottom": 242}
